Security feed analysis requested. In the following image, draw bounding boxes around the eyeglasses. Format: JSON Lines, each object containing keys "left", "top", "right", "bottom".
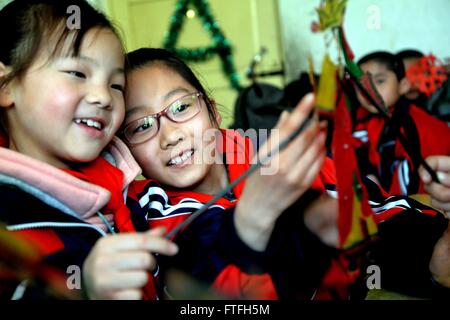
{"left": 123, "top": 92, "right": 203, "bottom": 145}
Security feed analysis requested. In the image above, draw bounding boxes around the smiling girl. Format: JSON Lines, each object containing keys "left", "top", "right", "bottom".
{"left": 0, "top": 0, "right": 177, "bottom": 300}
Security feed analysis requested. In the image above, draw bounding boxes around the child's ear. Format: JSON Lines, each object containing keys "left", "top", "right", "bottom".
{"left": 399, "top": 77, "right": 411, "bottom": 95}
{"left": 0, "top": 62, "right": 14, "bottom": 108}
{"left": 209, "top": 98, "right": 222, "bottom": 126}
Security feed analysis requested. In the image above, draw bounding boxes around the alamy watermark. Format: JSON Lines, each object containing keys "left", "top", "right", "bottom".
{"left": 66, "top": 265, "right": 82, "bottom": 290}
{"left": 66, "top": 5, "right": 81, "bottom": 30}
{"left": 366, "top": 4, "right": 381, "bottom": 30}
{"left": 366, "top": 264, "right": 381, "bottom": 290}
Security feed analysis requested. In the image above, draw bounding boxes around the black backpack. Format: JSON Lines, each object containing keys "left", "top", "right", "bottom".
{"left": 231, "top": 82, "right": 285, "bottom": 131}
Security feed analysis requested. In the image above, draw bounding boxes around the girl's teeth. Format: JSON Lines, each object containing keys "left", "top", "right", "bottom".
{"left": 169, "top": 150, "right": 193, "bottom": 165}
{"left": 75, "top": 119, "right": 102, "bottom": 130}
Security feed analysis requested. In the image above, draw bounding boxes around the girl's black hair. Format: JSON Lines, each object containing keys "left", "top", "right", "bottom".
{"left": 0, "top": 0, "right": 120, "bottom": 88}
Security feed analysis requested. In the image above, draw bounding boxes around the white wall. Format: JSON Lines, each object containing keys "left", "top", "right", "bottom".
{"left": 279, "top": 0, "right": 450, "bottom": 82}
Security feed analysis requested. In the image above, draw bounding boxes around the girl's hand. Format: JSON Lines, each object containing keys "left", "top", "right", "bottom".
{"left": 82, "top": 227, "right": 178, "bottom": 300}
{"left": 303, "top": 196, "right": 339, "bottom": 248}
{"left": 420, "top": 156, "right": 450, "bottom": 288}
{"left": 419, "top": 155, "right": 450, "bottom": 217}
{"left": 235, "top": 93, "right": 327, "bottom": 251}
{"left": 430, "top": 222, "right": 450, "bottom": 288}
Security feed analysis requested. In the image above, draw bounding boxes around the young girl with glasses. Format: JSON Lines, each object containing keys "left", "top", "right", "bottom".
{"left": 121, "top": 48, "right": 339, "bottom": 299}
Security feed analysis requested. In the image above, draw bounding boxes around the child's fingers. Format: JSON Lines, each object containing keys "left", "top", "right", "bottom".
{"left": 258, "top": 94, "right": 317, "bottom": 167}
{"left": 97, "top": 271, "right": 149, "bottom": 290}
{"left": 274, "top": 110, "right": 290, "bottom": 128}
{"left": 272, "top": 94, "right": 315, "bottom": 131}
{"left": 280, "top": 121, "right": 320, "bottom": 163}
{"left": 261, "top": 123, "right": 318, "bottom": 176}
{"left": 100, "top": 252, "right": 157, "bottom": 271}
{"left": 431, "top": 198, "right": 450, "bottom": 215}
{"left": 302, "top": 146, "right": 327, "bottom": 187}
{"left": 427, "top": 156, "right": 450, "bottom": 173}
{"left": 419, "top": 166, "right": 432, "bottom": 184}
{"left": 421, "top": 156, "right": 450, "bottom": 185}
{"left": 282, "top": 100, "right": 317, "bottom": 143}
{"left": 99, "top": 234, "right": 151, "bottom": 252}
{"left": 142, "top": 234, "right": 179, "bottom": 255}
{"left": 419, "top": 168, "right": 450, "bottom": 186}
{"left": 424, "top": 182, "right": 450, "bottom": 203}
{"left": 290, "top": 93, "right": 315, "bottom": 124}
{"left": 100, "top": 231, "right": 178, "bottom": 255}
{"left": 272, "top": 94, "right": 316, "bottom": 143}
{"left": 110, "top": 289, "right": 143, "bottom": 300}
{"left": 437, "top": 172, "right": 450, "bottom": 186}
{"left": 293, "top": 150, "right": 326, "bottom": 192}
{"left": 288, "top": 132, "right": 326, "bottom": 182}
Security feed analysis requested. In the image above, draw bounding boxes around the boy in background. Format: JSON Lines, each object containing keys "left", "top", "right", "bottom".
{"left": 354, "top": 51, "right": 450, "bottom": 196}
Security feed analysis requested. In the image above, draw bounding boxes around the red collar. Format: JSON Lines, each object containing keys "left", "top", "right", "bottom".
{"left": 63, "top": 157, "right": 126, "bottom": 222}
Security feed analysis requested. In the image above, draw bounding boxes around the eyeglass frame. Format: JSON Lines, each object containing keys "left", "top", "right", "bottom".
{"left": 122, "top": 91, "right": 204, "bottom": 146}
